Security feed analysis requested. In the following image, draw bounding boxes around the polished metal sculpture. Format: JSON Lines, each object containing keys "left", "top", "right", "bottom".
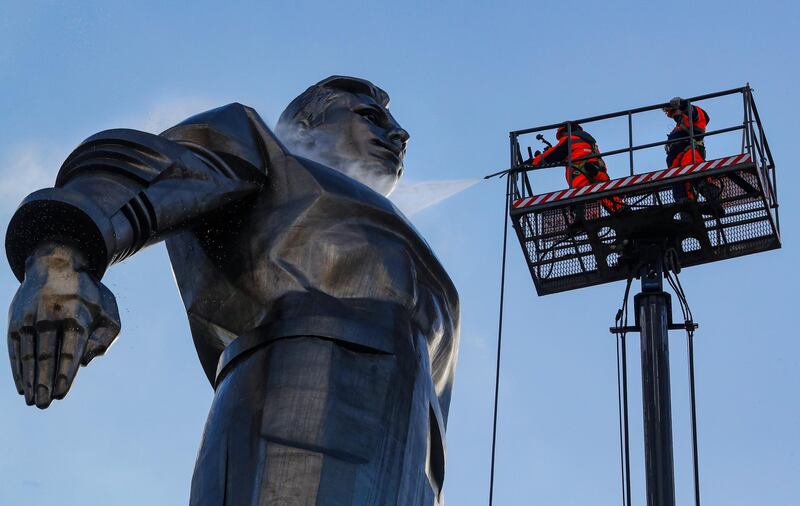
{"left": 5, "top": 76, "right": 460, "bottom": 505}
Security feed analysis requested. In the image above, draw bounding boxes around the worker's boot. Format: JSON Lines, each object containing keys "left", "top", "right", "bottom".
{"left": 569, "top": 203, "right": 585, "bottom": 227}
{"left": 697, "top": 179, "right": 722, "bottom": 202}
{"left": 696, "top": 180, "right": 724, "bottom": 217}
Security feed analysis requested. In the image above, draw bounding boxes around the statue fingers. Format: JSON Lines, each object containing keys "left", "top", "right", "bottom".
{"left": 7, "top": 330, "right": 24, "bottom": 395}
{"left": 19, "top": 327, "right": 35, "bottom": 406}
{"left": 33, "top": 296, "right": 69, "bottom": 408}
{"left": 81, "top": 323, "right": 118, "bottom": 367}
{"left": 9, "top": 289, "right": 37, "bottom": 403}
{"left": 53, "top": 309, "right": 91, "bottom": 400}
{"left": 33, "top": 323, "right": 59, "bottom": 409}
{"left": 80, "top": 284, "right": 121, "bottom": 367}
{"left": 96, "top": 282, "right": 121, "bottom": 331}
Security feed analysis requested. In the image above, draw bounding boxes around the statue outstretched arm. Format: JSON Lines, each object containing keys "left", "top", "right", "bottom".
{"left": 5, "top": 103, "right": 271, "bottom": 408}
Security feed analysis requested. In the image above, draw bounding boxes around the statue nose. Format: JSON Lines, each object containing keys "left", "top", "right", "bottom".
{"left": 388, "top": 127, "right": 410, "bottom": 145}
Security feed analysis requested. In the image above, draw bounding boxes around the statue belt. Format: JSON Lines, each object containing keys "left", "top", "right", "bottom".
{"left": 214, "top": 298, "right": 414, "bottom": 388}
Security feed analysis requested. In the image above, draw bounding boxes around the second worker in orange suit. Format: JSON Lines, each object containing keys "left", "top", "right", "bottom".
{"left": 528, "top": 122, "right": 622, "bottom": 214}
{"left": 663, "top": 97, "right": 722, "bottom": 204}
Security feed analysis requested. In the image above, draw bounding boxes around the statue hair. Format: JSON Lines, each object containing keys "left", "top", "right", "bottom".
{"left": 276, "top": 76, "right": 390, "bottom": 137}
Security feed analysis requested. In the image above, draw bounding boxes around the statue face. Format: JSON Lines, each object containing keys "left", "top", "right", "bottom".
{"left": 301, "top": 91, "right": 409, "bottom": 196}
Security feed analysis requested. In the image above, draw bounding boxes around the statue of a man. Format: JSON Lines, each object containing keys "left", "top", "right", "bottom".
{"left": 6, "top": 76, "right": 460, "bottom": 505}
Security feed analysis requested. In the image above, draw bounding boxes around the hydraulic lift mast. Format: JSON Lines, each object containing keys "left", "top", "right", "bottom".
{"left": 635, "top": 244, "right": 676, "bottom": 506}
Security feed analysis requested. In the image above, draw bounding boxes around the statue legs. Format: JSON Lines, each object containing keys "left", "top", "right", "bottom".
{"left": 189, "top": 335, "right": 441, "bottom": 506}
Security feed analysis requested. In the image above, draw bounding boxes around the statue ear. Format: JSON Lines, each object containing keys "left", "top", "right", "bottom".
{"left": 296, "top": 119, "right": 315, "bottom": 148}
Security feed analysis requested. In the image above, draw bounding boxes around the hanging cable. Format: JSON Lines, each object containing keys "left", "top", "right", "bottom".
{"left": 614, "top": 276, "right": 634, "bottom": 506}
{"left": 489, "top": 175, "right": 511, "bottom": 506}
{"left": 664, "top": 249, "right": 692, "bottom": 323}
{"left": 685, "top": 322, "right": 701, "bottom": 506}
{"left": 664, "top": 249, "right": 701, "bottom": 506}
{"left": 614, "top": 334, "right": 625, "bottom": 506}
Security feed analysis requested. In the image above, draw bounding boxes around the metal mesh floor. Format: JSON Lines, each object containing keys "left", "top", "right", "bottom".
{"left": 511, "top": 159, "right": 780, "bottom": 295}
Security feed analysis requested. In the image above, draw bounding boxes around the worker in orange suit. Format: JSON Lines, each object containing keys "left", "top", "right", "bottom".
{"left": 528, "top": 122, "right": 622, "bottom": 214}
{"left": 664, "top": 97, "right": 721, "bottom": 203}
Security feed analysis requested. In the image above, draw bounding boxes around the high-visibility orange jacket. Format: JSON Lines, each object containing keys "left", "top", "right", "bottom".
{"left": 531, "top": 129, "right": 621, "bottom": 213}
{"left": 666, "top": 102, "right": 710, "bottom": 166}
{"left": 532, "top": 130, "right": 607, "bottom": 183}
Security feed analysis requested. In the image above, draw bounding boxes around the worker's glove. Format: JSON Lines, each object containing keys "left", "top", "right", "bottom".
{"left": 522, "top": 150, "right": 541, "bottom": 166}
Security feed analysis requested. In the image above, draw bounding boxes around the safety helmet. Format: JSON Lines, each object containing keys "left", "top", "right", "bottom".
{"left": 662, "top": 97, "right": 683, "bottom": 117}
{"left": 556, "top": 121, "right": 582, "bottom": 139}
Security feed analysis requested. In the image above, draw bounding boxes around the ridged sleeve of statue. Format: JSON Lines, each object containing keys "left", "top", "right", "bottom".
{"left": 6, "top": 107, "right": 266, "bottom": 283}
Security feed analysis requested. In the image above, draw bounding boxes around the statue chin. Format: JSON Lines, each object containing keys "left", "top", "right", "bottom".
{"left": 346, "top": 168, "right": 399, "bottom": 196}
{"left": 322, "top": 157, "right": 401, "bottom": 197}
{"left": 277, "top": 137, "right": 400, "bottom": 196}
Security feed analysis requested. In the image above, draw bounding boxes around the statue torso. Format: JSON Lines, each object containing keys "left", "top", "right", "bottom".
{"left": 166, "top": 149, "right": 459, "bottom": 403}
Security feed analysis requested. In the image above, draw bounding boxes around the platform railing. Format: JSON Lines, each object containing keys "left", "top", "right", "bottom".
{"left": 500, "top": 85, "right": 778, "bottom": 231}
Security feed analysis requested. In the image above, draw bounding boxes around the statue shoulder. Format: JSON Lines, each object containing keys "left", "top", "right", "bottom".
{"left": 161, "top": 103, "right": 288, "bottom": 180}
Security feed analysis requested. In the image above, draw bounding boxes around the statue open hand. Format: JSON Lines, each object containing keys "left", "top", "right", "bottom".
{"left": 7, "top": 243, "right": 120, "bottom": 408}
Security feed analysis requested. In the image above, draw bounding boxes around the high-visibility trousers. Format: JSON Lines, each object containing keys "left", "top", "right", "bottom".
{"left": 671, "top": 148, "right": 705, "bottom": 201}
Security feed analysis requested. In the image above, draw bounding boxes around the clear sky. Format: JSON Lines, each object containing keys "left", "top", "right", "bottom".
{"left": 1, "top": 1, "right": 798, "bottom": 505}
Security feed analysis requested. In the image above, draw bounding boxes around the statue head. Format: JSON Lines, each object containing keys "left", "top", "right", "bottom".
{"left": 276, "top": 76, "right": 410, "bottom": 196}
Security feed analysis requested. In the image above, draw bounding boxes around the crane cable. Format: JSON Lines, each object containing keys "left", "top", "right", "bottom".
{"left": 664, "top": 248, "right": 701, "bottom": 506}
{"left": 488, "top": 175, "right": 511, "bottom": 506}
{"left": 614, "top": 276, "right": 634, "bottom": 506}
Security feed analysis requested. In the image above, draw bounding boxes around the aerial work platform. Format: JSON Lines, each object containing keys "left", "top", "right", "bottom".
{"left": 487, "top": 85, "right": 780, "bottom": 506}
{"left": 503, "top": 86, "right": 780, "bottom": 296}
{"left": 513, "top": 152, "right": 778, "bottom": 295}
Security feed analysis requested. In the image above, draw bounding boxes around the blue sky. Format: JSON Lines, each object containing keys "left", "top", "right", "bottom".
{"left": 1, "top": 1, "right": 798, "bottom": 505}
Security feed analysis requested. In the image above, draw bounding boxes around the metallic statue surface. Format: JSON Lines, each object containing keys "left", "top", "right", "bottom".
{"left": 5, "top": 76, "right": 460, "bottom": 505}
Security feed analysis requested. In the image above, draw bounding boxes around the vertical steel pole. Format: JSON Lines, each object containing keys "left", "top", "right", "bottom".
{"left": 635, "top": 245, "right": 676, "bottom": 506}
{"left": 687, "top": 100, "right": 696, "bottom": 164}
{"left": 742, "top": 89, "right": 750, "bottom": 153}
{"left": 628, "top": 112, "right": 634, "bottom": 176}
{"left": 748, "top": 92, "right": 779, "bottom": 226}
{"left": 510, "top": 134, "right": 521, "bottom": 199}
{"left": 744, "top": 85, "right": 755, "bottom": 165}
{"left": 566, "top": 122, "right": 573, "bottom": 188}
{"left": 756, "top": 100, "right": 768, "bottom": 173}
